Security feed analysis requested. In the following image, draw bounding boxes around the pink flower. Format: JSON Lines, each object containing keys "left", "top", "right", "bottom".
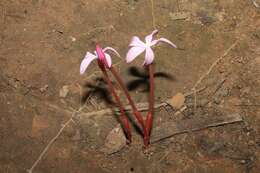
{"left": 126, "top": 30, "right": 177, "bottom": 65}
{"left": 80, "top": 44, "right": 120, "bottom": 74}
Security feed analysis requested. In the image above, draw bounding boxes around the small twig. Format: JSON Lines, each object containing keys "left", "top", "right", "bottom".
{"left": 183, "top": 87, "right": 207, "bottom": 97}
{"left": 172, "top": 105, "right": 187, "bottom": 116}
{"left": 21, "top": 86, "right": 206, "bottom": 123}
{"left": 191, "top": 40, "right": 239, "bottom": 114}
{"left": 27, "top": 107, "right": 84, "bottom": 173}
{"left": 150, "top": 0, "right": 157, "bottom": 30}
{"left": 37, "top": 87, "right": 206, "bottom": 121}
{"left": 192, "top": 40, "right": 238, "bottom": 89}
{"left": 150, "top": 113, "right": 243, "bottom": 143}
{"left": 235, "top": 104, "right": 260, "bottom": 107}
{"left": 211, "top": 78, "right": 226, "bottom": 95}
{"left": 79, "top": 88, "right": 205, "bottom": 119}
{"left": 251, "top": 0, "right": 260, "bottom": 8}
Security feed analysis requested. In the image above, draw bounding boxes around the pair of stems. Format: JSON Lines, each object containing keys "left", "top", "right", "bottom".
{"left": 98, "top": 61, "right": 154, "bottom": 147}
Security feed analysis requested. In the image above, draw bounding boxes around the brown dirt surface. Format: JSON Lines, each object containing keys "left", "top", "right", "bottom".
{"left": 1, "top": 0, "right": 260, "bottom": 173}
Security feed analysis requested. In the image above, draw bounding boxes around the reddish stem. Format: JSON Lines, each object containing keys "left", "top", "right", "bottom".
{"left": 148, "top": 64, "right": 154, "bottom": 116}
{"left": 145, "top": 64, "right": 155, "bottom": 145}
{"left": 98, "top": 62, "right": 132, "bottom": 143}
{"left": 109, "top": 66, "right": 148, "bottom": 144}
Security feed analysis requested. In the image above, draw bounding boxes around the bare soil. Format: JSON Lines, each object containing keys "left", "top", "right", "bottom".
{"left": 1, "top": 0, "right": 260, "bottom": 173}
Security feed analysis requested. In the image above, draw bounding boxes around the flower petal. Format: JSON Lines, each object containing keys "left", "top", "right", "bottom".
{"left": 126, "top": 46, "right": 146, "bottom": 63}
{"left": 155, "top": 38, "right": 177, "bottom": 48}
{"left": 145, "top": 30, "right": 158, "bottom": 44}
{"left": 104, "top": 53, "right": 112, "bottom": 68}
{"left": 103, "top": 47, "right": 120, "bottom": 57}
{"left": 129, "top": 36, "right": 146, "bottom": 47}
{"left": 80, "top": 52, "right": 97, "bottom": 74}
{"left": 144, "top": 47, "right": 154, "bottom": 65}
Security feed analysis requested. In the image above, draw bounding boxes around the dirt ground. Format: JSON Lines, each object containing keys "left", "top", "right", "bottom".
{"left": 1, "top": 0, "right": 260, "bottom": 173}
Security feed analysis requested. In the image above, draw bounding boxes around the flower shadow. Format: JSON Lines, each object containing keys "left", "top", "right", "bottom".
{"left": 81, "top": 77, "right": 114, "bottom": 105}
{"left": 127, "top": 66, "right": 175, "bottom": 92}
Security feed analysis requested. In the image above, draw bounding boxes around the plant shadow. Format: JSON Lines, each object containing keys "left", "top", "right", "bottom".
{"left": 81, "top": 77, "right": 114, "bottom": 105}
{"left": 127, "top": 66, "right": 175, "bottom": 92}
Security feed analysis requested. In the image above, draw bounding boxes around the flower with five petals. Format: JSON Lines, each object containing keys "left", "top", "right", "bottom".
{"left": 126, "top": 30, "right": 177, "bottom": 65}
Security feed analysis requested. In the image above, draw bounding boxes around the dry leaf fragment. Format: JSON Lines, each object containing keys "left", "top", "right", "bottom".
{"left": 59, "top": 85, "right": 69, "bottom": 98}
{"left": 167, "top": 92, "right": 185, "bottom": 109}
{"left": 101, "top": 124, "right": 126, "bottom": 154}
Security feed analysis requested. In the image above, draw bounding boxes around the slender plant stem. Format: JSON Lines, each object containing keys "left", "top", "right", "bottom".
{"left": 110, "top": 66, "right": 148, "bottom": 139}
{"left": 98, "top": 62, "right": 132, "bottom": 143}
{"left": 144, "top": 64, "right": 155, "bottom": 146}
{"left": 148, "top": 64, "right": 155, "bottom": 116}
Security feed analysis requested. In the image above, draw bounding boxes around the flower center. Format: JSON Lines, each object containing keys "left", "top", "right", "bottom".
{"left": 145, "top": 42, "right": 152, "bottom": 48}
